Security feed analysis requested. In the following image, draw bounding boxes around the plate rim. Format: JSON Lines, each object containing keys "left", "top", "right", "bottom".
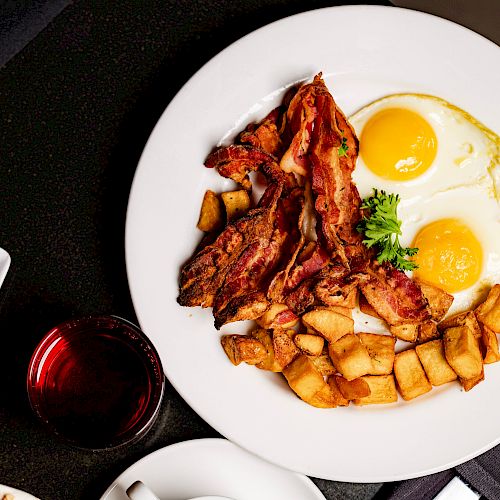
{"left": 125, "top": 4, "right": 500, "bottom": 483}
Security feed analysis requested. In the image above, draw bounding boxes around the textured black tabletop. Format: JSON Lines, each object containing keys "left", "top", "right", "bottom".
{"left": 0, "top": 1, "right": 395, "bottom": 499}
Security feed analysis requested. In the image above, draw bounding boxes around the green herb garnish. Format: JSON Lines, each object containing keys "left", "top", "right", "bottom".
{"left": 357, "top": 189, "right": 418, "bottom": 271}
{"left": 338, "top": 136, "right": 348, "bottom": 157}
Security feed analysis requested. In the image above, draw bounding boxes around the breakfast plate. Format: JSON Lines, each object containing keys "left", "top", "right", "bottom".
{"left": 125, "top": 6, "right": 500, "bottom": 482}
{"left": 99, "top": 438, "right": 325, "bottom": 500}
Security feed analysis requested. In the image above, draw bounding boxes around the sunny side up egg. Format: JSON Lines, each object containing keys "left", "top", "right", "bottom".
{"left": 350, "top": 94, "right": 500, "bottom": 316}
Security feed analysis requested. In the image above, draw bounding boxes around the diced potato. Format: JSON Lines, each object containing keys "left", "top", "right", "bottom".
{"left": 256, "top": 303, "right": 298, "bottom": 329}
{"left": 390, "top": 323, "right": 419, "bottom": 342}
{"left": 353, "top": 375, "right": 398, "bottom": 405}
{"left": 294, "top": 334, "right": 324, "bottom": 356}
{"left": 326, "top": 305, "right": 353, "bottom": 319}
{"left": 221, "top": 335, "right": 266, "bottom": 366}
{"left": 415, "top": 279, "right": 454, "bottom": 321}
{"left": 272, "top": 329, "right": 300, "bottom": 369}
{"left": 438, "top": 311, "right": 482, "bottom": 339}
{"left": 308, "top": 383, "right": 340, "bottom": 408}
{"left": 221, "top": 190, "right": 251, "bottom": 221}
{"left": 328, "top": 334, "right": 372, "bottom": 381}
{"left": 476, "top": 284, "right": 500, "bottom": 333}
{"left": 394, "top": 349, "right": 432, "bottom": 401}
{"left": 358, "top": 333, "right": 395, "bottom": 375}
{"left": 417, "top": 321, "right": 439, "bottom": 343}
{"left": 251, "top": 329, "right": 281, "bottom": 372}
{"left": 282, "top": 355, "right": 336, "bottom": 408}
{"left": 302, "top": 309, "right": 354, "bottom": 343}
{"left": 443, "top": 326, "right": 483, "bottom": 380}
{"left": 415, "top": 340, "right": 457, "bottom": 386}
{"left": 358, "top": 293, "right": 382, "bottom": 319}
{"left": 309, "top": 352, "right": 336, "bottom": 376}
{"left": 459, "top": 366, "right": 485, "bottom": 392}
{"left": 197, "top": 190, "right": 223, "bottom": 232}
{"left": 480, "top": 325, "right": 500, "bottom": 364}
{"left": 326, "top": 376, "right": 349, "bottom": 406}
{"left": 334, "top": 375, "right": 371, "bottom": 400}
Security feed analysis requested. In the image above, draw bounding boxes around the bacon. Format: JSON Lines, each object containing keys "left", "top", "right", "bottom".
{"left": 310, "top": 77, "right": 361, "bottom": 267}
{"left": 285, "top": 279, "right": 316, "bottom": 315}
{"left": 280, "top": 81, "right": 317, "bottom": 176}
{"left": 213, "top": 187, "right": 304, "bottom": 329}
{"left": 284, "top": 244, "right": 330, "bottom": 293}
{"left": 178, "top": 183, "right": 282, "bottom": 309}
{"left": 359, "top": 262, "right": 431, "bottom": 325}
{"left": 205, "top": 144, "right": 284, "bottom": 190}
{"left": 239, "top": 108, "right": 283, "bottom": 157}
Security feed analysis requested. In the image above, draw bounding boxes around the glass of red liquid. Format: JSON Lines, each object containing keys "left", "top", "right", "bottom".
{"left": 27, "top": 316, "right": 164, "bottom": 449}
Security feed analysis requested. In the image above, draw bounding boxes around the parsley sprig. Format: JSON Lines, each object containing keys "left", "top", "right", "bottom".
{"left": 338, "top": 136, "right": 348, "bottom": 157}
{"left": 357, "top": 189, "right": 418, "bottom": 271}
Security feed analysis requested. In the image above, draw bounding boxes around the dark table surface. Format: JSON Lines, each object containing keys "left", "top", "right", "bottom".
{"left": 0, "top": 1, "right": 442, "bottom": 499}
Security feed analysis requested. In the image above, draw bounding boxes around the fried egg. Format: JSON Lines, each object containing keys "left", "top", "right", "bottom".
{"left": 350, "top": 94, "right": 500, "bottom": 315}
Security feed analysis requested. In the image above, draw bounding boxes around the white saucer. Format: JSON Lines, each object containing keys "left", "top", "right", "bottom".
{"left": 100, "top": 439, "right": 325, "bottom": 500}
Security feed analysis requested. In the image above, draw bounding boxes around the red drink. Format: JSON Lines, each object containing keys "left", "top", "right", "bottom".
{"left": 27, "top": 316, "right": 164, "bottom": 449}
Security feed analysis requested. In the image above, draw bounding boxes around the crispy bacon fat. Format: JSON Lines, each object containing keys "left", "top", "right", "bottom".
{"left": 178, "top": 73, "right": 432, "bottom": 329}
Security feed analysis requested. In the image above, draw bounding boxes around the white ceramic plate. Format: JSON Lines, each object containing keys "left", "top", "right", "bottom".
{"left": 100, "top": 439, "right": 325, "bottom": 500}
{"left": 125, "top": 6, "right": 500, "bottom": 482}
{"left": 0, "top": 484, "right": 39, "bottom": 500}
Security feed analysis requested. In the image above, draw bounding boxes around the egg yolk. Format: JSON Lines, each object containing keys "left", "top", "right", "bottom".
{"left": 360, "top": 108, "right": 437, "bottom": 181}
{"left": 412, "top": 219, "right": 482, "bottom": 293}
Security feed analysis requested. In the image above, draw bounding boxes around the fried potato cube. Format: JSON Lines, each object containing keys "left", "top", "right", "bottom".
{"left": 415, "top": 279, "right": 454, "bottom": 321}
{"left": 417, "top": 321, "right": 440, "bottom": 343}
{"left": 251, "top": 329, "right": 282, "bottom": 372}
{"left": 221, "top": 190, "right": 251, "bottom": 221}
{"left": 256, "top": 303, "right": 299, "bottom": 329}
{"left": 294, "top": 334, "right": 324, "bottom": 356}
{"left": 480, "top": 325, "right": 500, "bottom": 364}
{"left": 476, "top": 284, "right": 500, "bottom": 333}
{"left": 358, "top": 293, "right": 382, "bottom": 319}
{"left": 358, "top": 333, "right": 395, "bottom": 375}
{"left": 443, "top": 326, "right": 483, "bottom": 380}
{"left": 459, "top": 366, "right": 485, "bottom": 392}
{"left": 302, "top": 309, "right": 354, "bottom": 343}
{"left": 326, "top": 376, "right": 349, "bottom": 406}
{"left": 272, "top": 328, "right": 300, "bottom": 369}
{"left": 328, "top": 334, "right": 372, "bottom": 381}
{"left": 353, "top": 375, "right": 398, "bottom": 405}
{"left": 394, "top": 349, "right": 432, "bottom": 400}
{"left": 334, "top": 375, "right": 371, "bottom": 400}
{"left": 221, "top": 335, "right": 266, "bottom": 366}
{"left": 326, "top": 306, "right": 353, "bottom": 319}
{"left": 390, "top": 323, "right": 419, "bottom": 342}
{"left": 438, "top": 311, "right": 482, "bottom": 339}
{"left": 197, "top": 189, "right": 223, "bottom": 232}
{"left": 282, "top": 355, "right": 336, "bottom": 408}
{"left": 415, "top": 340, "right": 457, "bottom": 386}
{"left": 309, "top": 352, "right": 336, "bottom": 376}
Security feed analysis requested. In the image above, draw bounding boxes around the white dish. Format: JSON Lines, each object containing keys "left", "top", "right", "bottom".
{"left": 100, "top": 438, "right": 325, "bottom": 500}
{"left": 0, "top": 484, "right": 39, "bottom": 500}
{"left": 125, "top": 5, "right": 500, "bottom": 482}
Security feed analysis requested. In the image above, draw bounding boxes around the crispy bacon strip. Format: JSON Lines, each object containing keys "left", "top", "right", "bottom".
{"left": 359, "top": 262, "right": 431, "bottom": 325}
{"left": 280, "top": 82, "right": 317, "bottom": 176}
{"left": 205, "top": 145, "right": 284, "bottom": 190}
{"left": 308, "top": 77, "right": 365, "bottom": 266}
{"left": 239, "top": 108, "right": 283, "bottom": 157}
{"left": 213, "top": 187, "right": 304, "bottom": 329}
{"left": 177, "top": 183, "right": 282, "bottom": 309}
